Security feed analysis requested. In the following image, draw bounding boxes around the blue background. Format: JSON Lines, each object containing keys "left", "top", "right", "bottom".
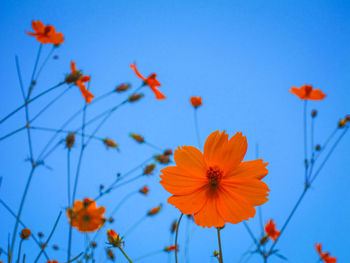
{"left": 0, "top": 0, "right": 349, "bottom": 262}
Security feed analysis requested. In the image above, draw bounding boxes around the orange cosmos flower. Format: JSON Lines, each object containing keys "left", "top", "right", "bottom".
{"left": 190, "top": 96, "right": 202, "bottom": 108}
{"left": 130, "top": 63, "right": 165, "bottom": 100}
{"left": 315, "top": 244, "right": 337, "bottom": 263}
{"left": 290, "top": 85, "right": 326, "bottom": 100}
{"left": 160, "top": 130, "right": 269, "bottom": 228}
{"left": 65, "top": 61, "right": 94, "bottom": 103}
{"left": 67, "top": 198, "right": 106, "bottom": 232}
{"left": 26, "top": 21, "right": 64, "bottom": 45}
{"left": 264, "top": 219, "right": 280, "bottom": 242}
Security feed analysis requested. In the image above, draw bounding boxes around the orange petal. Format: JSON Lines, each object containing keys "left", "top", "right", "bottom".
{"left": 149, "top": 86, "right": 166, "bottom": 100}
{"left": 71, "top": 61, "right": 77, "bottom": 73}
{"left": 290, "top": 87, "right": 306, "bottom": 99}
{"left": 160, "top": 166, "right": 207, "bottom": 195}
{"left": 81, "top": 75, "right": 90, "bottom": 82}
{"left": 78, "top": 84, "right": 94, "bottom": 103}
{"left": 26, "top": 31, "right": 38, "bottom": 36}
{"left": 130, "top": 63, "right": 145, "bottom": 80}
{"left": 203, "top": 131, "right": 229, "bottom": 167}
{"left": 32, "top": 21, "right": 44, "bottom": 33}
{"left": 173, "top": 146, "right": 207, "bottom": 177}
{"left": 168, "top": 186, "right": 208, "bottom": 215}
{"left": 225, "top": 159, "right": 268, "bottom": 180}
{"left": 193, "top": 193, "right": 226, "bottom": 228}
{"left": 310, "top": 89, "right": 326, "bottom": 100}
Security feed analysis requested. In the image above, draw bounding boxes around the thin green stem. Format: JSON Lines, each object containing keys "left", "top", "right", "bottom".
{"left": 27, "top": 44, "right": 42, "bottom": 99}
{"left": 67, "top": 149, "right": 71, "bottom": 207}
{"left": 118, "top": 247, "right": 133, "bottom": 263}
{"left": 133, "top": 249, "right": 163, "bottom": 262}
{"left": 217, "top": 228, "right": 223, "bottom": 263}
{"left": 303, "top": 100, "right": 309, "bottom": 184}
{"left": 16, "top": 239, "right": 23, "bottom": 263}
{"left": 175, "top": 213, "right": 183, "bottom": 263}
{"left": 34, "top": 46, "right": 55, "bottom": 81}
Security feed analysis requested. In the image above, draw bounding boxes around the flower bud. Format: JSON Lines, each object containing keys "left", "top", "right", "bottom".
{"left": 311, "top": 109, "right": 317, "bottom": 118}
{"left": 147, "top": 204, "right": 162, "bottom": 216}
{"left": 107, "top": 230, "right": 123, "bottom": 247}
{"left": 53, "top": 245, "right": 59, "bottom": 250}
{"left": 108, "top": 217, "right": 114, "bottom": 223}
{"left": 164, "top": 245, "right": 178, "bottom": 252}
{"left": 129, "top": 133, "right": 145, "bottom": 143}
{"left": 338, "top": 119, "right": 347, "bottom": 128}
{"left": 213, "top": 250, "right": 220, "bottom": 257}
{"left": 315, "top": 144, "right": 321, "bottom": 151}
{"left": 107, "top": 249, "right": 115, "bottom": 260}
{"left": 65, "top": 71, "right": 83, "bottom": 84}
{"left": 163, "top": 149, "right": 173, "bottom": 156}
{"left": 115, "top": 83, "right": 131, "bottom": 92}
{"left": 143, "top": 163, "right": 156, "bottom": 175}
{"left": 90, "top": 241, "right": 97, "bottom": 248}
{"left": 190, "top": 96, "right": 202, "bottom": 108}
{"left": 65, "top": 132, "right": 75, "bottom": 149}
{"left": 170, "top": 220, "right": 177, "bottom": 233}
{"left": 38, "top": 232, "right": 44, "bottom": 238}
{"left": 139, "top": 186, "right": 149, "bottom": 195}
{"left": 155, "top": 154, "right": 171, "bottom": 164}
{"left": 260, "top": 235, "right": 269, "bottom": 245}
{"left": 128, "top": 93, "right": 144, "bottom": 102}
{"left": 20, "top": 228, "right": 31, "bottom": 240}
{"left": 103, "top": 138, "right": 119, "bottom": 149}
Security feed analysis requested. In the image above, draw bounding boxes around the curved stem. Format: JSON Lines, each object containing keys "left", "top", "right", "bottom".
{"left": 16, "top": 239, "right": 23, "bottom": 263}
{"left": 217, "top": 228, "right": 223, "bottom": 263}
{"left": 67, "top": 149, "right": 71, "bottom": 207}
{"left": 175, "top": 213, "right": 183, "bottom": 263}
{"left": 303, "top": 100, "right": 309, "bottom": 184}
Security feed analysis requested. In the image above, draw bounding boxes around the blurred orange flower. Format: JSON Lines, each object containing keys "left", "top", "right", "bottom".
{"left": 26, "top": 21, "right": 64, "bottom": 45}
{"left": 160, "top": 131, "right": 269, "bottom": 228}
{"left": 190, "top": 96, "right": 202, "bottom": 108}
{"left": 66, "top": 61, "right": 94, "bottom": 103}
{"left": 67, "top": 198, "right": 105, "bottom": 232}
{"left": 130, "top": 63, "right": 165, "bottom": 100}
{"left": 264, "top": 219, "right": 280, "bottom": 242}
{"left": 290, "top": 85, "right": 326, "bottom": 100}
{"left": 315, "top": 244, "right": 337, "bottom": 263}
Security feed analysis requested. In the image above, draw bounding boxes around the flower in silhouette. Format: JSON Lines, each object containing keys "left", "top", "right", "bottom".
{"left": 160, "top": 131, "right": 269, "bottom": 228}
{"left": 290, "top": 85, "right": 326, "bottom": 100}
{"left": 264, "top": 219, "right": 280, "bottom": 242}
{"left": 315, "top": 243, "right": 337, "bottom": 263}
{"left": 67, "top": 198, "right": 105, "bottom": 232}
{"left": 130, "top": 63, "right": 165, "bottom": 100}
{"left": 26, "top": 21, "right": 64, "bottom": 45}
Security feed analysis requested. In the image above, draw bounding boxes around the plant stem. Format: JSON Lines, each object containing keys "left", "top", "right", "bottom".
{"left": 175, "top": 213, "right": 183, "bottom": 263}
{"left": 16, "top": 239, "right": 23, "bottom": 263}
{"left": 217, "top": 228, "right": 224, "bottom": 263}
{"left": 193, "top": 109, "right": 202, "bottom": 149}
{"left": 118, "top": 247, "right": 133, "bottom": 263}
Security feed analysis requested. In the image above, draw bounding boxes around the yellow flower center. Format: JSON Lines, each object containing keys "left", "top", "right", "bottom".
{"left": 207, "top": 166, "right": 223, "bottom": 187}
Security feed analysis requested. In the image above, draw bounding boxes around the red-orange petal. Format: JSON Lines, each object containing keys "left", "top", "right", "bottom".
{"left": 71, "top": 61, "right": 77, "bottom": 73}
{"left": 130, "top": 63, "right": 145, "bottom": 80}
{"left": 149, "top": 86, "right": 166, "bottom": 100}
{"left": 32, "top": 21, "right": 44, "bottom": 33}
{"left": 78, "top": 84, "right": 94, "bottom": 103}
{"left": 225, "top": 159, "right": 268, "bottom": 180}
{"left": 309, "top": 89, "right": 326, "bottom": 100}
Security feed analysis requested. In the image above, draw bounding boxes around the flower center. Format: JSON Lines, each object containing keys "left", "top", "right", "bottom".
{"left": 207, "top": 166, "right": 223, "bottom": 187}
{"left": 82, "top": 213, "right": 91, "bottom": 223}
{"left": 304, "top": 85, "right": 312, "bottom": 96}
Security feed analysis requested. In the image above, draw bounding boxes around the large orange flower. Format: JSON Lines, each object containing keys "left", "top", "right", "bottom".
{"left": 66, "top": 61, "right": 94, "bottom": 103}
{"left": 264, "top": 219, "right": 280, "bottom": 242}
{"left": 67, "top": 198, "right": 106, "bottom": 232}
{"left": 26, "top": 21, "right": 64, "bottom": 45}
{"left": 315, "top": 244, "right": 337, "bottom": 263}
{"left": 160, "top": 131, "right": 269, "bottom": 228}
{"left": 130, "top": 63, "right": 165, "bottom": 100}
{"left": 290, "top": 85, "right": 326, "bottom": 100}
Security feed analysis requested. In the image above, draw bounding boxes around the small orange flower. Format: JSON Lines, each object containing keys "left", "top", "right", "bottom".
{"left": 67, "top": 198, "right": 105, "bottom": 232}
{"left": 66, "top": 61, "right": 94, "bottom": 103}
{"left": 130, "top": 63, "right": 165, "bottom": 100}
{"left": 103, "top": 138, "right": 119, "bottom": 149}
{"left": 160, "top": 131, "right": 269, "bottom": 228}
{"left": 164, "top": 245, "right": 179, "bottom": 252}
{"left": 290, "top": 85, "right": 326, "bottom": 100}
{"left": 264, "top": 219, "right": 280, "bottom": 242}
{"left": 26, "top": 21, "right": 64, "bottom": 45}
{"left": 107, "top": 229, "right": 123, "bottom": 247}
{"left": 139, "top": 186, "right": 149, "bottom": 195}
{"left": 20, "top": 228, "right": 31, "bottom": 240}
{"left": 315, "top": 244, "right": 337, "bottom": 263}
{"left": 190, "top": 96, "right": 202, "bottom": 108}
{"left": 147, "top": 205, "right": 162, "bottom": 216}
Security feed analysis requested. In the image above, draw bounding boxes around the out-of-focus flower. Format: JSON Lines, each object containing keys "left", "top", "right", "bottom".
{"left": 160, "top": 130, "right": 269, "bottom": 228}
{"left": 143, "top": 163, "right": 156, "bottom": 175}
{"left": 115, "top": 83, "right": 131, "bottom": 92}
{"left": 103, "top": 138, "right": 119, "bottom": 149}
{"left": 107, "top": 229, "right": 123, "bottom": 247}
{"left": 315, "top": 243, "right": 337, "bottom": 263}
{"left": 65, "top": 61, "right": 94, "bottom": 103}
{"left": 163, "top": 149, "right": 173, "bottom": 156}
{"left": 20, "top": 228, "right": 31, "bottom": 240}
{"left": 107, "top": 249, "right": 115, "bottom": 260}
{"left": 290, "top": 85, "right": 326, "bottom": 100}
{"left": 164, "top": 245, "right": 178, "bottom": 252}
{"left": 26, "top": 21, "right": 64, "bottom": 45}
{"left": 190, "top": 96, "right": 202, "bottom": 108}
{"left": 264, "top": 219, "right": 280, "bottom": 242}
{"left": 129, "top": 133, "right": 145, "bottom": 143}
{"left": 155, "top": 154, "right": 171, "bottom": 164}
{"left": 130, "top": 63, "right": 165, "bottom": 100}
{"left": 139, "top": 186, "right": 149, "bottom": 195}
{"left": 128, "top": 93, "right": 144, "bottom": 102}
{"left": 147, "top": 205, "right": 162, "bottom": 216}
{"left": 65, "top": 132, "right": 75, "bottom": 149}
{"left": 67, "top": 198, "right": 105, "bottom": 232}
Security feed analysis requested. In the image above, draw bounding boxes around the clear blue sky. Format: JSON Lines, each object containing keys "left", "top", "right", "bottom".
{"left": 0, "top": 0, "right": 349, "bottom": 262}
